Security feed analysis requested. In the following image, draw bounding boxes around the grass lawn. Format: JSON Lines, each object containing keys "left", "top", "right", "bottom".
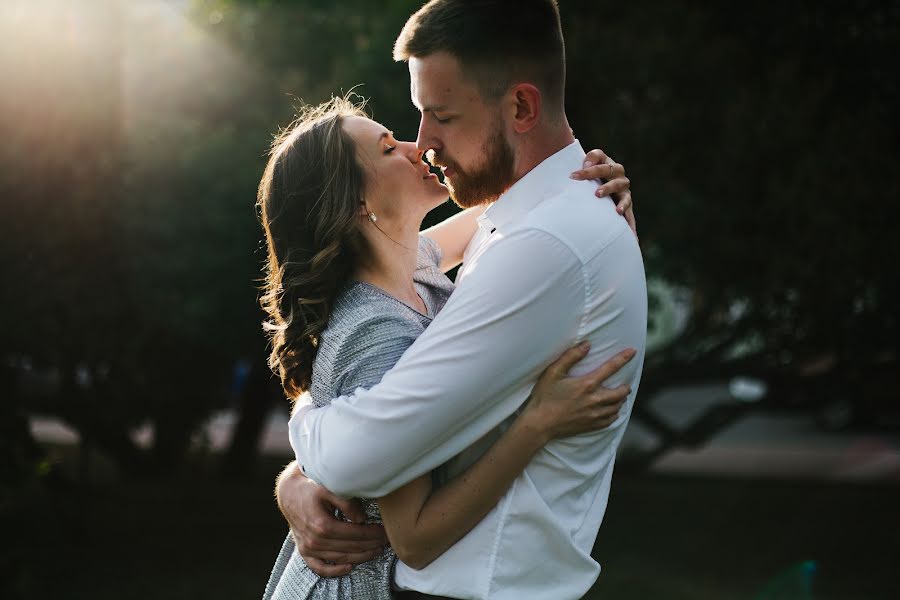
{"left": 4, "top": 453, "right": 896, "bottom": 599}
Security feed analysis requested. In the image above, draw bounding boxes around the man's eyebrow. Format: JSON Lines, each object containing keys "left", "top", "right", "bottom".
{"left": 420, "top": 105, "right": 449, "bottom": 113}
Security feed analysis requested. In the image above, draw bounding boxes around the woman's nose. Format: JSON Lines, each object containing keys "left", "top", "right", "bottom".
{"left": 403, "top": 140, "right": 424, "bottom": 162}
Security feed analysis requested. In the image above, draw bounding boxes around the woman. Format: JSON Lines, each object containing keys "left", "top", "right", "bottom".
{"left": 258, "top": 97, "right": 636, "bottom": 599}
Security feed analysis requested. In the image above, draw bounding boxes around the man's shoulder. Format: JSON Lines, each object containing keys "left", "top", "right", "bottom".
{"left": 516, "top": 179, "right": 632, "bottom": 262}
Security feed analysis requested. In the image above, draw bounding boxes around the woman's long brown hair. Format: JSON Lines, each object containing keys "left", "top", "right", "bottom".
{"left": 257, "top": 97, "right": 369, "bottom": 398}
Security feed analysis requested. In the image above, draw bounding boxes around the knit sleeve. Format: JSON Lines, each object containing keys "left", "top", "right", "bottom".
{"left": 331, "top": 313, "right": 418, "bottom": 397}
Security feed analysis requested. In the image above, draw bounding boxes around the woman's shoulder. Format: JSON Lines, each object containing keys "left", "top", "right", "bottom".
{"left": 316, "top": 282, "right": 423, "bottom": 370}
{"left": 311, "top": 283, "right": 422, "bottom": 403}
{"left": 415, "top": 234, "right": 455, "bottom": 315}
{"left": 416, "top": 233, "right": 442, "bottom": 270}
{"left": 326, "top": 282, "right": 422, "bottom": 340}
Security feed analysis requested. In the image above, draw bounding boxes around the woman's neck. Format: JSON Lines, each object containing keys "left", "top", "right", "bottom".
{"left": 355, "top": 223, "right": 423, "bottom": 311}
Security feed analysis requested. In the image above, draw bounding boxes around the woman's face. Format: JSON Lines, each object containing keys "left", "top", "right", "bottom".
{"left": 342, "top": 116, "right": 448, "bottom": 228}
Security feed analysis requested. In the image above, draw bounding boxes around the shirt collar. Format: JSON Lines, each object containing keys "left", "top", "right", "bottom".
{"left": 477, "top": 139, "right": 586, "bottom": 234}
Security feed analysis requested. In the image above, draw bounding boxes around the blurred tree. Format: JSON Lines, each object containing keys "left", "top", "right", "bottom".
{"left": 563, "top": 0, "right": 900, "bottom": 424}
{"left": 200, "top": 0, "right": 900, "bottom": 431}
{"left": 0, "top": 0, "right": 267, "bottom": 475}
{"left": 1, "top": 0, "right": 897, "bottom": 485}
{"left": 0, "top": 0, "right": 144, "bottom": 474}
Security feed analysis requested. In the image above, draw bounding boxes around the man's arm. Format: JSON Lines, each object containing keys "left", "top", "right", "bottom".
{"left": 293, "top": 227, "right": 587, "bottom": 498}
{"left": 275, "top": 461, "right": 388, "bottom": 576}
{"left": 377, "top": 345, "right": 634, "bottom": 569}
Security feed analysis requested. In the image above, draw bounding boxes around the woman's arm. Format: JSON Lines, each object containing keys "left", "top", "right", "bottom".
{"left": 421, "top": 206, "right": 486, "bottom": 272}
{"left": 377, "top": 344, "right": 636, "bottom": 570}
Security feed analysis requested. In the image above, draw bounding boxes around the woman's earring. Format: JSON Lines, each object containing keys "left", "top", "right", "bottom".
{"left": 368, "top": 212, "right": 377, "bottom": 223}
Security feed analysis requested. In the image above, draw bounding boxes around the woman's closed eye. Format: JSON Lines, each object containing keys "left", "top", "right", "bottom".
{"left": 384, "top": 145, "right": 396, "bottom": 155}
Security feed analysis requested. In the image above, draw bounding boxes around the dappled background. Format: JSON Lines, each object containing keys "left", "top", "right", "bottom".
{"left": 2, "top": 1, "right": 898, "bottom": 599}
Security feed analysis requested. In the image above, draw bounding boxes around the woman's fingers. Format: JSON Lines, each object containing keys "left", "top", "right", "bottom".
{"left": 589, "top": 392, "right": 628, "bottom": 427}
{"left": 622, "top": 202, "right": 638, "bottom": 236}
{"left": 596, "top": 415, "right": 618, "bottom": 428}
{"left": 596, "top": 175, "right": 630, "bottom": 198}
{"left": 594, "top": 384, "right": 632, "bottom": 406}
{"left": 613, "top": 189, "right": 633, "bottom": 214}
{"left": 302, "top": 556, "right": 353, "bottom": 578}
{"left": 531, "top": 346, "right": 638, "bottom": 438}
{"left": 605, "top": 161, "right": 626, "bottom": 179}
{"left": 575, "top": 158, "right": 622, "bottom": 179}
{"left": 610, "top": 189, "right": 637, "bottom": 235}
{"left": 579, "top": 348, "right": 636, "bottom": 390}
{"left": 567, "top": 394, "right": 627, "bottom": 435}
{"left": 543, "top": 341, "right": 591, "bottom": 380}
{"left": 583, "top": 148, "right": 609, "bottom": 168}
{"left": 571, "top": 160, "right": 619, "bottom": 181}
{"left": 570, "top": 148, "right": 610, "bottom": 179}
{"left": 570, "top": 153, "right": 635, "bottom": 235}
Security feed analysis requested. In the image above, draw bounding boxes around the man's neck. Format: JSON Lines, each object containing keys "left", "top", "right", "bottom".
{"left": 512, "top": 116, "right": 575, "bottom": 182}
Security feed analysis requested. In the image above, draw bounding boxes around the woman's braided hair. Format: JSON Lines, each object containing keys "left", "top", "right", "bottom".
{"left": 257, "top": 97, "right": 370, "bottom": 398}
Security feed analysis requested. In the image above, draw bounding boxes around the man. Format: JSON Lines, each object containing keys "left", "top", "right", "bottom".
{"left": 278, "top": 1, "right": 646, "bottom": 598}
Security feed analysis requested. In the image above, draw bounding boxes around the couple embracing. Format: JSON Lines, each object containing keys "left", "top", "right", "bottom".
{"left": 257, "top": 1, "right": 647, "bottom": 598}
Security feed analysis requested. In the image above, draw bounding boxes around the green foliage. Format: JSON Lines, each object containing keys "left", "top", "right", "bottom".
{"left": 563, "top": 0, "right": 899, "bottom": 374}
{"left": 0, "top": 0, "right": 897, "bottom": 474}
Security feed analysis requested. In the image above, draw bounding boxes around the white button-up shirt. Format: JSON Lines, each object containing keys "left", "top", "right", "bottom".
{"left": 290, "top": 140, "right": 647, "bottom": 599}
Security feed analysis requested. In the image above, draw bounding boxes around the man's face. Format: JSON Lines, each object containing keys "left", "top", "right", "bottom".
{"left": 409, "top": 52, "right": 516, "bottom": 208}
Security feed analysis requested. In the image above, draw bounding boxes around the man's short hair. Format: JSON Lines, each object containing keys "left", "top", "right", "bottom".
{"left": 393, "top": 0, "right": 566, "bottom": 115}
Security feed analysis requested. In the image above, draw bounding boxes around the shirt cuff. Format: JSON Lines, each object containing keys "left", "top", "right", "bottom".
{"left": 287, "top": 396, "right": 314, "bottom": 466}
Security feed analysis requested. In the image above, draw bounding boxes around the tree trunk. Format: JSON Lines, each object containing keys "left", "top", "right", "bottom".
{"left": 221, "top": 358, "right": 278, "bottom": 478}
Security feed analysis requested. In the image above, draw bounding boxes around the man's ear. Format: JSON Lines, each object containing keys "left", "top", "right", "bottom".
{"left": 508, "top": 83, "right": 542, "bottom": 134}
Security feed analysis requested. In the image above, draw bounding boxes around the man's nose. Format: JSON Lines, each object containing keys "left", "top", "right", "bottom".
{"left": 415, "top": 114, "right": 438, "bottom": 155}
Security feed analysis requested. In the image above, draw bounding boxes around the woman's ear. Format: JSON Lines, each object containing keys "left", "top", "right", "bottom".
{"left": 360, "top": 202, "right": 377, "bottom": 223}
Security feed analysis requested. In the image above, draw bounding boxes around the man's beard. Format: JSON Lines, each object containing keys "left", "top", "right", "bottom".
{"left": 433, "top": 125, "right": 516, "bottom": 209}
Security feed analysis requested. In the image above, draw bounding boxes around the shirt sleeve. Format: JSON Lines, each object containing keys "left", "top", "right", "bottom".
{"left": 291, "top": 227, "right": 587, "bottom": 498}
